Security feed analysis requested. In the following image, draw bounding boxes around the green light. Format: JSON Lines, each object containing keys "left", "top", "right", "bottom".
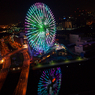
{"left": 40, "top": 25, "right": 43, "bottom": 28}
{"left": 64, "top": 59, "right": 70, "bottom": 63}
{"left": 76, "top": 57, "right": 83, "bottom": 61}
{"left": 37, "top": 64, "right": 42, "bottom": 67}
{"left": 50, "top": 61, "right": 55, "bottom": 65}
{"left": 25, "top": 2, "right": 56, "bottom": 53}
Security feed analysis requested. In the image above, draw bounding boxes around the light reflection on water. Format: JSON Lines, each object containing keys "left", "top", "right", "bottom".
{"left": 37, "top": 67, "right": 62, "bottom": 95}
{"left": 27, "top": 59, "right": 95, "bottom": 95}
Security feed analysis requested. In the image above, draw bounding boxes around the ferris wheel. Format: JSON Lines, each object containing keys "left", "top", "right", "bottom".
{"left": 25, "top": 2, "right": 56, "bottom": 53}
{"left": 38, "top": 67, "right": 62, "bottom": 95}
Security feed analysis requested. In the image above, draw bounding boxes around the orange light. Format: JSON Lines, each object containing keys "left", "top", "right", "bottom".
{"left": 0, "top": 59, "right": 4, "bottom": 63}
{"left": 47, "top": 55, "right": 50, "bottom": 58}
{"left": 46, "top": 33, "right": 49, "bottom": 36}
{"left": 23, "top": 87, "right": 26, "bottom": 95}
{"left": 52, "top": 78, "right": 56, "bottom": 83}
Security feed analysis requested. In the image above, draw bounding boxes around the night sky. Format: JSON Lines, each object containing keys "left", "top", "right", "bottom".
{"left": 0, "top": 0, "right": 95, "bottom": 25}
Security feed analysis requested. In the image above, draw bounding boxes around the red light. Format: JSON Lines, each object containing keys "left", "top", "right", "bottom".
{"left": 52, "top": 78, "right": 56, "bottom": 82}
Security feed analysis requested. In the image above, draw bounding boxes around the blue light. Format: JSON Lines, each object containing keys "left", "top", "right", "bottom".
{"left": 63, "top": 17, "right": 66, "bottom": 19}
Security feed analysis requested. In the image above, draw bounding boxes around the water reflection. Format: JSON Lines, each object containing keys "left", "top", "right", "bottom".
{"left": 37, "top": 67, "right": 62, "bottom": 95}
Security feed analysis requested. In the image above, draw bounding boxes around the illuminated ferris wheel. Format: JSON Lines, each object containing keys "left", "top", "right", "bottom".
{"left": 25, "top": 2, "right": 56, "bottom": 53}
{"left": 38, "top": 67, "right": 62, "bottom": 95}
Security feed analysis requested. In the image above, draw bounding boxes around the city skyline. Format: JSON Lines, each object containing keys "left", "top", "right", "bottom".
{"left": 0, "top": 1, "right": 95, "bottom": 95}
{"left": 0, "top": 0, "right": 95, "bottom": 24}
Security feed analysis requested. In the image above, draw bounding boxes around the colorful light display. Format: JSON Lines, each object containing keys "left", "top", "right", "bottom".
{"left": 38, "top": 67, "right": 62, "bottom": 95}
{"left": 25, "top": 2, "right": 56, "bottom": 53}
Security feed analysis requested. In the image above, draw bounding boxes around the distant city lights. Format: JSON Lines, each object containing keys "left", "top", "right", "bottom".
{"left": 23, "top": 44, "right": 28, "bottom": 48}
{"left": 13, "top": 68, "right": 15, "bottom": 70}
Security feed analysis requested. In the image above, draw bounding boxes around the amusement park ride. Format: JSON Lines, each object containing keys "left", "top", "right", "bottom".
{"left": 25, "top": 2, "right": 73, "bottom": 62}
{"left": 25, "top": 2, "right": 56, "bottom": 54}
{"left": 24, "top": 2, "right": 63, "bottom": 95}
{"left": 25, "top": 2, "right": 82, "bottom": 95}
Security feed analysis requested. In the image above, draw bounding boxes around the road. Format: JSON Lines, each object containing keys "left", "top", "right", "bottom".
{"left": 0, "top": 47, "right": 28, "bottom": 91}
{"left": 13, "top": 49, "right": 30, "bottom": 95}
{"left": 0, "top": 56, "right": 11, "bottom": 90}
{"left": 0, "top": 71, "right": 21, "bottom": 95}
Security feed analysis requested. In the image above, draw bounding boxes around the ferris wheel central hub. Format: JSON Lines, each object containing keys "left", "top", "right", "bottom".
{"left": 38, "top": 32, "right": 45, "bottom": 38}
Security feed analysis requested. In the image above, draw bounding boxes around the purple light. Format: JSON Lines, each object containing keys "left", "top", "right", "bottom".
{"left": 38, "top": 67, "right": 62, "bottom": 95}
{"left": 25, "top": 2, "right": 56, "bottom": 53}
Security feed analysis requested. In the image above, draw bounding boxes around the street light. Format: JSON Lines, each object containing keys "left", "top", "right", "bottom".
{"left": 0, "top": 59, "right": 4, "bottom": 64}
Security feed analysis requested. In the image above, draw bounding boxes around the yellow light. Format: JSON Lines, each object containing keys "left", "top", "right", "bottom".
{"left": 37, "top": 64, "right": 42, "bottom": 67}
{"left": 1, "top": 59, "right": 4, "bottom": 63}
{"left": 51, "top": 62, "right": 55, "bottom": 65}
{"left": 18, "top": 67, "right": 20, "bottom": 70}
{"left": 65, "top": 59, "right": 70, "bottom": 63}
{"left": 0, "top": 59, "right": 4, "bottom": 64}
{"left": 23, "top": 44, "right": 28, "bottom": 48}
{"left": 47, "top": 55, "right": 50, "bottom": 58}
{"left": 62, "top": 46, "right": 65, "bottom": 49}
{"left": 13, "top": 68, "right": 15, "bottom": 70}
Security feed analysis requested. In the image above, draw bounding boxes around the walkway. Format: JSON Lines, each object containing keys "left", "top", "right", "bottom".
{"left": 32, "top": 57, "right": 88, "bottom": 70}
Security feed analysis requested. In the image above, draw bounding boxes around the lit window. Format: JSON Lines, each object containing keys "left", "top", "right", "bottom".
{"left": 13, "top": 68, "right": 15, "bottom": 70}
